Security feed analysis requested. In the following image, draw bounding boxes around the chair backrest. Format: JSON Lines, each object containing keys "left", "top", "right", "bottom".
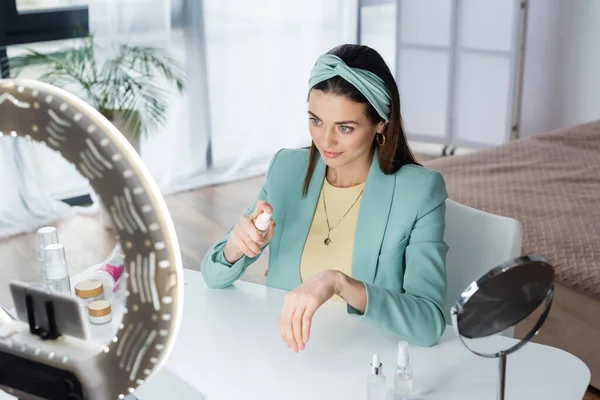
{"left": 443, "top": 199, "right": 523, "bottom": 326}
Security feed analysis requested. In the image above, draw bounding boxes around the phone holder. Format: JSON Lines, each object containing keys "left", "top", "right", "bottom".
{"left": 26, "top": 294, "right": 60, "bottom": 340}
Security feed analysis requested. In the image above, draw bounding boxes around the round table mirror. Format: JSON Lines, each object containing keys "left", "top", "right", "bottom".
{"left": 0, "top": 79, "right": 184, "bottom": 400}
{"left": 450, "top": 255, "right": 555, "bottom": 400}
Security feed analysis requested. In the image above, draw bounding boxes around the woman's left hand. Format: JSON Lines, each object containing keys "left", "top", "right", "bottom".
{"left": 278, "top": 270, "right": 341, "bottom": 352}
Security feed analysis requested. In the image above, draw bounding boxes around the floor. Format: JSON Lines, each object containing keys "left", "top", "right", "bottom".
{"left": 1, "top": 170, "right": 599, "bottom": 399}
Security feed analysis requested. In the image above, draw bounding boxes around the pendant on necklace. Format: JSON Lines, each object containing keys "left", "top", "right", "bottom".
{"left": 324, "top": 237, "right": 331, "bottom": 246}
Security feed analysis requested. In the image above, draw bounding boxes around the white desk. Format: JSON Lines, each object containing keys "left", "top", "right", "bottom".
{"left": 1, "top": 269, "right": 591, "bottom": 399}
{"left": 136, "top": 269, "right": 590, "bottom": 400}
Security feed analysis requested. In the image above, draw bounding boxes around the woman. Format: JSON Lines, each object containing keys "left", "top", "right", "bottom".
{"left": 201, "top": 44, "right": 448, "bottom": 350}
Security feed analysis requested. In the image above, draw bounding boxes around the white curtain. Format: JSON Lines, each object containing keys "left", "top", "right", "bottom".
{"left": 0, "top": 138, "right": 72, "bottom": 238}
{"left": 174, "top": 0, "right": 358, "bottom": 192}
{"left": 0, "top": 0, "right": 358, "bottom": 237}
{"left": 86, "top": 0, "right": 211, "bottom": 192}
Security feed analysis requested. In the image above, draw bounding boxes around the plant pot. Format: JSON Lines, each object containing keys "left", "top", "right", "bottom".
{"left": 109, "top": 112, "right": 141, "bottom": 154}
{"left": 98, "top": 110, "right": 141, "bottom": 230}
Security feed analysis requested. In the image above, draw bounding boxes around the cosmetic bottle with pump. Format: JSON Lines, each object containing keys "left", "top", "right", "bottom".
{"left": 42, "top": 243, "right": 72, "bottom": 294}
{"left": 393, "top": 341, "right": 413, "bottom": 399}
{"left": 37, "top": 226, "right": 59, "bottom": 268}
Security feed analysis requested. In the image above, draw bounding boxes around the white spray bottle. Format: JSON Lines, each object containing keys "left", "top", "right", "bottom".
{"left": 393, "top": 341, "right": 413, "bottom": 399}
{"left": 254, "top": 212, "right": 272, "bottom": 236}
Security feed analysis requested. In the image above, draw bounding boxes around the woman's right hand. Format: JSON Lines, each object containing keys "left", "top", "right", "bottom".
{"left": 222, "top": 200, "right": 276, "bottom": 264}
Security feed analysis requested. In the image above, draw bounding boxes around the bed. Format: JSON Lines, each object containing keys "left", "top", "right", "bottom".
{"left": 424, "top": 120, "right": 600, "bottom": 388}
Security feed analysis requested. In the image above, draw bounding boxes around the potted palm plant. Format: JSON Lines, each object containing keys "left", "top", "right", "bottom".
{"left": 4, "top": 34, "right": 187, "bottom": 151}
{"left": 3, "top": 34, "right": 187, "bottom": 229}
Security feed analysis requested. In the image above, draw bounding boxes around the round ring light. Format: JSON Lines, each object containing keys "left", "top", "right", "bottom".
{"left": 0, "top": 79, "right": 184, "bottom": 400}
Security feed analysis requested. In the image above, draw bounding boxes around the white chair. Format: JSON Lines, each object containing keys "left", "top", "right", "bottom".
{"left": 443, "top": 199, "right": 523, "bottom": 336}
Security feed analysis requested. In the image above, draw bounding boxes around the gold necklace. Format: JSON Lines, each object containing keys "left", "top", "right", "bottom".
{"left": 322, "top": 183, "right": 364, "bottom": 246}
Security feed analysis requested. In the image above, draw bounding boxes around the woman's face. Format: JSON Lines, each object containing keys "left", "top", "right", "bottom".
{"left": 308, "top": 89, "right": 385, "bottom": 170}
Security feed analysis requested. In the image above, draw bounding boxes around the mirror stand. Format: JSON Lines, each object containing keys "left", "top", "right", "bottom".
{"left": 498, "top": 350, "right": 506, "bottom": 400}
{"left": 450, "top": 266, "right": 554, "bottom": 400}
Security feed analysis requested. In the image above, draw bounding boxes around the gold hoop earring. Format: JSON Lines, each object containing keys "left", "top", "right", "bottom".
{"left": 376, "top": 132, "right": 386, "bottom": 146}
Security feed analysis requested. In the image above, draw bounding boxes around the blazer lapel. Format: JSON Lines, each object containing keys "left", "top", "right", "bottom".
{"left": 277, "top": 154, "right": 326, "bottom": 290}
{"left": 352, "top": 150, "right": 395, "bottom": 284}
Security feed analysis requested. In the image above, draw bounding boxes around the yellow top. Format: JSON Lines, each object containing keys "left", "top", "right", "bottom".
{"left": 300, "top": 178, "right": 365, "bottom": 302}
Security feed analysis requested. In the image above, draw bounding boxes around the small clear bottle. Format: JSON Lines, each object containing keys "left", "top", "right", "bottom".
{"left": 41, "top": 244, "right": 72, "bottom": 294}
{"left": 393, "top": 341, "right": 413, "bottom": 400}
{"left": 37, "top": 226, "right": 60, "bottom": 289}
{"left": 367, "top": 353, "right": 387, "bottom": 400}
{"left": 254, "top": 212, "right": 272, "bottom": 236}
{"left": 37, "top": 226, "right": 59, "bottom": 261}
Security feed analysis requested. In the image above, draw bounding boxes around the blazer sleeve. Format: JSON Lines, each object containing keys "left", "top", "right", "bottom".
{"left": 200, "top": 150, "right": 282, "bottom": 289}
{"left": 352, "top": 171, "right": 449, "bottom": 347}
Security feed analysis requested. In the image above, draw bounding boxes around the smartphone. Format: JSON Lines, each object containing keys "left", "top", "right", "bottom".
{"left": 9, "top": 280, "right": 89, "bottom": 340}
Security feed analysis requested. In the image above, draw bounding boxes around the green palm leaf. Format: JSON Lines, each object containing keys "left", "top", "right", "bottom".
{"left": 0, "top": 33, "right": 187, "bottom": 139}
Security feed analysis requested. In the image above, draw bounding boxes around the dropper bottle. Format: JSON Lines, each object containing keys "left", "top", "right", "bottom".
{"left": 367, "top": 353, "right": 387, "bottom": 400}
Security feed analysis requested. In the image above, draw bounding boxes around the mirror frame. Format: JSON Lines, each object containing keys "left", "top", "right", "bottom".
{"left": 450, "top": 255, "right": 554, "bottom": 358}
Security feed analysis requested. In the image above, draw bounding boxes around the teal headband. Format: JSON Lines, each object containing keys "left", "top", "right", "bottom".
{"left": 308, "top": 54, "right": 392, "bottom": 122}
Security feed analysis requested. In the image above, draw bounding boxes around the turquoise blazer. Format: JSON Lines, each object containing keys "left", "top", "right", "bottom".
{"left": 201, "top": 148, "right": 449, "bottom": 346}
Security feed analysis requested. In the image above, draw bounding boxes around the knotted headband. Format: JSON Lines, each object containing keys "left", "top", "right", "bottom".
{"left": 308, "top": 54, "right": 391, "bottom": 121}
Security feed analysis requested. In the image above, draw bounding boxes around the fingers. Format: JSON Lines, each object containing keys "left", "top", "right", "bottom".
{"left": 231, "top": 224, "right": 261, "bottom": 258}
{"left": 302, "top": 304, "right": 317, "bottom": 345}
{"left": 240, "top": 216, "right": 265, "bottom": 246}
{"left": 230, "top": 211, "right": 276, "bottom": 259}
{"left": 231, "top": 234, "right": 259, "bottom": 258}
{"left": 279, "top": 298, "right": 297, "bottom": 352}
{"left": 277, "top": 274, "right": 336, "bottom": 352}
{"left": 250, "top": 200, "right": 274, "bottom": 220}
{"left": 279, "top": 293, "right": 314, "bottom": 353}
{"left": 292, "top": 306, "right": 306, "bottom": 351}
{"left": 227, "top": 201, "right": 275, "bottom": 261}
{"left": 288, "top": 319, "right": 298, "bottom": 353}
